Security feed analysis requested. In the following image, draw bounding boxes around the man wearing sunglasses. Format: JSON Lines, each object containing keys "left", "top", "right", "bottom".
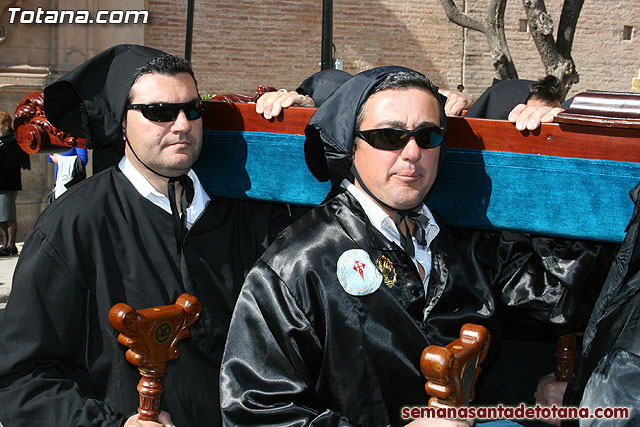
{"left": 0, "top": 45, "right": 289, "bottom": 427}
{"left": 219, "top": 66, "right": 609, "bottom": 426}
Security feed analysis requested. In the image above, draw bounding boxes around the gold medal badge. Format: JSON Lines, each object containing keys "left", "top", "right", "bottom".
{"left": 375, "top": 255, "right": 397, "bottom": 288}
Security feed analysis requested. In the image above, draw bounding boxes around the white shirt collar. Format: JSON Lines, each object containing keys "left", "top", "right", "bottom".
{"left": 341, "top": 179, "right": 440, "bottom": 292}
{"left": 341, "top": 179, "right": 439, "bottom": 248}
{"left": 118, "top": 156, "right": 210, "bottom": 228}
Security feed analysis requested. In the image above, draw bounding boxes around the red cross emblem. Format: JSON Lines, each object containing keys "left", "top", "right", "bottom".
{"left": 353, "top": 260, "right": 365, "bottom": 280}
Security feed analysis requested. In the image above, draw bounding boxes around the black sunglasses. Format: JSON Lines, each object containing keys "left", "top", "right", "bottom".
{"left": 126, "top": 99, "right": 203, "bottom": 122}
{"left": 355, "top": 125, "right": 445, "bottom": 151}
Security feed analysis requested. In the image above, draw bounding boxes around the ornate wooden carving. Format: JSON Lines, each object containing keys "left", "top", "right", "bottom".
{"left": 109, "top": 293, "right": 202, "bottom": 421}
{"left": 555, "top": 90, "right": 640, "bottom": 129}
{"left": 554, "top": 333, "right": 578, "bottom": 382}
{"left": 211, "top": 85, "right": 276, "bottom": 103}
{"left": 13, "top": 90, "right": 86, "bottom": 154}
{"left": 420, "top": 324, "right": 490, "bottom": 408}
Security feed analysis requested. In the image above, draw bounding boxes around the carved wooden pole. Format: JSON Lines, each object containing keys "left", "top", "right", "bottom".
{"left": 109, "top": 293, "right": 201, "bottom": 421}
{"left": 554, "top": 333, "right": 577, "bottom": 382}
{"left": 420, "top": 323, "right": 490, "bottom": 408}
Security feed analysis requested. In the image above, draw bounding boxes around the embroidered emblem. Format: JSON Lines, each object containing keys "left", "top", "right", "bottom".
{"left": 336, "top": 249, "right": 382, "bottom": 296}
{"left": 375, "top": 255, "right": 397, "bottom": 288}
{"left": 154, "top": 321, "right": 172, "bottom": 344}
{"left": 353, "top": 260, "right": 365, "bottom": 280}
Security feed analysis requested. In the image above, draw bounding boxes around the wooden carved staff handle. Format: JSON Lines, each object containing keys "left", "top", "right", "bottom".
{"left": 420, "top": 323, "right": 491, "bottom": 408}
{"left": 109, "top": 293, "right": 202, "bottom": 421}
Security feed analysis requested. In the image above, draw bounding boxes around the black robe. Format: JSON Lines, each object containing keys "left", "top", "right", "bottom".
{"left": 463, "top": 78, "right": 573, "bottom": 120}
{"left": 220, "top": 190, "right": 609, "bottom": 427}
{"left": 0, "top": 130, "right": 29, "bottom": 191}
{"left": 464, "top": 79, "right": 535, "bottom": 120}
{"left": 563, "top": 181, "right": 640, "bottom": 426}
{"left": 0, "top": 166, "right": 290, "bottom": 427}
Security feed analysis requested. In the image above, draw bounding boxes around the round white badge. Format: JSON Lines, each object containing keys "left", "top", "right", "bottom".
{"left": 336, "top": 249, "right": 382, "bottom": 296}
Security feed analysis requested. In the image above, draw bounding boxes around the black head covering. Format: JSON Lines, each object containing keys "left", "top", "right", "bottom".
{"left": 44, "top": 44, "right": 166, "bottom": 149}
{"left": 304, "top": 65, "right": 447, "bottom": 185}
{"left": 44, "top": 44, "right": 195, "bottom": 255}
{"left": 463, "top": 78, "right": 574, "bottom": 120}
{"left": 463, "top": 78, "right": 535, "bottom": 120}
{"left": 296, "top": 69, "right": 353, "bottom": 108}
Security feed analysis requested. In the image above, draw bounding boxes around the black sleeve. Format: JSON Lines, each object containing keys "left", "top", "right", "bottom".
{"left": 579, "top": 349, "right": 640, "bottom": 426}
{"left": 267, "top": 202, "right": 293, "bottom": 244}
{"left": 220, "top": 261, "right": 356, "bottom": 427}
{"left": 494, "top": 231, "right": 616, "bottom": 329}
{"left": 0, "top": 229, "right": 126, "bottom": 427}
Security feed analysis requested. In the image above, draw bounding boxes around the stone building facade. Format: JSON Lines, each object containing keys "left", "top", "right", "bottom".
{"left": 0, "top": 0, "right": 638, "bottom": 238}
{"left": 145, "top": 0, "right": 639, "bottom": 98}
{"left": 0, "top": 0, "right": 145, "bottom": 239}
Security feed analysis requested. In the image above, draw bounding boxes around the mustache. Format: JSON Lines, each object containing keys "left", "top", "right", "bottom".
{"left": 166, "top": 134, "right": 197, "bottom": 145}
{"left": 390, "top": 166, "right": 426, "bottom": 176}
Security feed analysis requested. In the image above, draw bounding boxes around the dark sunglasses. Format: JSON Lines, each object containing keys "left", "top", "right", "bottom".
{"left": 355, "top": 125, "right": 445, "bottom": 150}
{"left": 126, "top": 99, "right": 203, "bottom": 122}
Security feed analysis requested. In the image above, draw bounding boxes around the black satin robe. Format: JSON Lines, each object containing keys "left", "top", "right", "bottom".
{"left": 0, "top": 166, "right": 290, "bottom": 427}
{"left": 220, "top": 191, "right": 611, "bottom": 426}
{"left": 563, "top": 181, "right": 640, "bottom": 426}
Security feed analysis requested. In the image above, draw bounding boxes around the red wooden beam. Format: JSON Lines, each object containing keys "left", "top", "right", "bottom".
{"left": 203, "top": 100, "right": 640, "bottom": 164}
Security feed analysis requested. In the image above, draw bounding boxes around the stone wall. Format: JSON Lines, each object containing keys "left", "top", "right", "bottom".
{"left": 0, "top": 0, "right": 145, "bottom": 240}
{"left": 146, "top": 0, "right": 639, "bottom": 98}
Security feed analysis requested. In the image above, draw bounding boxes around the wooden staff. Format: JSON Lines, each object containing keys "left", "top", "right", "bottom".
{"left": 420, "top": 323, "right": 490, "bottom": 408}
{"left": 109, "top": 293, "right": 201, "bottom": 421}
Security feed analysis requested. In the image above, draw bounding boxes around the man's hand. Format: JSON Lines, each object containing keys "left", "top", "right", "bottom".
{"left": 49, "top": 153, "right": 59, "bottom": 163}
{"left": 534, "top": 372, "right": 568, "bottom": 426}
{"left": 124, "top": 411, "right": 175, "bottom": 427}
{"left": 508, "top": 104, "right": 564, "bottom": 131}
{"left": 406, "top": 418, "right": 474, "bottom": 426}
{"left": 255, "top": 89, "right": 315, "bottom": 119}
{"left": 438, "top": 89, "right": 476, "bottom": 116}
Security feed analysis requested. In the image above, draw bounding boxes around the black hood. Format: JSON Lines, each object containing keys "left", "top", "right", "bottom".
{"left": 44, "top": 44, "right": 166, "bottom": 149}
{"left": 296, "top": 69, "right": 353, "bottom": 108}
{"left": 304, "top": 65, "right": 447, "bottom": 185}
{"left": 464, "top": 78, "right": 535, "bottom": 120}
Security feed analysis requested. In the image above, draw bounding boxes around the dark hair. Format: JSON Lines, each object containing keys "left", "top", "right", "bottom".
{"left": 355, "top": 71, "right": 443, "bottom": 131}
{"left": 0, "top": 111, "right": 12, "bottom": 130}
{"left": 128, "top": 54, "right": 198, "bottom": 101}
{"left": 525, "top": 75, "right": 564, "bottom": 105}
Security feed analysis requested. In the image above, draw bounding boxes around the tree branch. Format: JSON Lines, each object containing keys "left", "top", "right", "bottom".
{"left": 522, "top": 0, "right": 578, "bottom": 97}
{"left": 486, "top": 0, "right": 518, "bottom": 79}
{"left": 440, "top": 0, "right": 517, "bottom": 79}
{"left": 439, "top": 0, "right": 485, "bottom": 32}
{"left": 556, "top": 0, "right": 584, "bottom": 57}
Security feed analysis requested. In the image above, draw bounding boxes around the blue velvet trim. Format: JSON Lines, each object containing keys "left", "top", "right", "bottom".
{"left": 428, "top": 149, "right": 640, "bottom": 243}
{"left": 195, "top": 130, "right": 640, "bottom": 243}
{"left": 194, "top": 130, "right": 329, "bottom": 206}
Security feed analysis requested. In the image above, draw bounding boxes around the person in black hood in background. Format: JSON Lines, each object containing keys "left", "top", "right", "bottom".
{"left": 254, "top": 68, "right": 477, "bottom": 119}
